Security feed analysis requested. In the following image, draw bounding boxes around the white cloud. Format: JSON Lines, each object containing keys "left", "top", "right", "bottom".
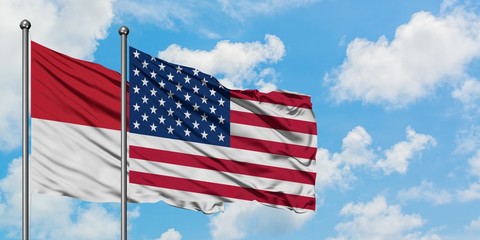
{"left": 0, "top": 158, "right": 23, "bottom": 232}
{"left": 316, "top": 148, "right": 354, "bottom": 190}
{"left": 455, "top": 125, "right": 480, "bottom": 154}
{"left": 328, "top": 196, "right": 429, "bottom": 240}
{"left": 465, "top": 216, "right": 480, "bottom": 233}
{"left": 456, "top": 145, "right": 480, "bottom": 202}
{"left": 115, "top": 0, "right": 194, "bottom": 30}
{"left": 317, "top": 126, "right": 435, "bottom": 189}
{"left": 209, "top": 201, "right": 314, "bottom": 240}
{"left": 158, "top": 34, "right": 285, "bottom": 91}
{"left": 316, "top": 126, "right": 375, "bottom": 190}
{"left": 0, "top": 0, "right": 115, "bottom": 151}
{"left": 156, "top": 228, "right": 182, "bottom": 240}
{"left": 375, "top": 127, "right": 436, "bottom": 175}
{"left": 397, "top": 180, "right": 452, "bottom": 205}
{"left": 457, "top": 182, "right": 480, "bottom": 202}
{"left": 217, "top": 0, "right": 319, "bottom": 21}
{"left": 0, "top": 158, "right": 119, "bottom": 239}
{"left": 440, "top": 0, "right": 460, "bottom": 13}
{"left": 128, "top": 206, "right": 140, "bottom": 219}
{"left": 403, "top": 232, "right": 442, "bottom": 240}
{"left": 326, "top": 8, "right": 480, "bottom": 108}
{"left": 468, "top": 150, "right": 480, "bottom": 177}
{"left": 340, "top": 126, "right": 376, "bottom": 167}
{"left": 115, "top": 0, "right": 318, "bottom": 38}
{"left": 452, "top": 78, "right": 480, "bottom": 111}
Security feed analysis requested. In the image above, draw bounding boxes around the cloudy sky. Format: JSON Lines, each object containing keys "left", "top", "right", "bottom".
{"left": 1, "top": 0, "right": 480, "bottom": 239}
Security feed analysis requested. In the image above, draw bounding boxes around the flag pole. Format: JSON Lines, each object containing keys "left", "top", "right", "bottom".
{"left": 20, "top": 19, "right": 31, "bottom": 240}
{"left": 119, "top": 25, "right": 129, "bottom": 240}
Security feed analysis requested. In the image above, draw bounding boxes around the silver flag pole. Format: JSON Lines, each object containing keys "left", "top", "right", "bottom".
{"left": 20, "top": 19, "right": 31, "bottom": 240}
{"left": 119, "top": 25, "right": 129, "bottom": 240}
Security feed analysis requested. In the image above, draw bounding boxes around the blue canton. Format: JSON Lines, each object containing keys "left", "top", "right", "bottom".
{"left": 129, "top": 47, "right": 230, "bottom": 147}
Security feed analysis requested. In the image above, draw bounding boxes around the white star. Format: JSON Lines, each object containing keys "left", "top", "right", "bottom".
{"left": 218, "top": 98, "right": 225, "bottom": 106}
{"left": 150, "top": 106, "right": 157, "bottom": 114}
{"left": 133, "top": 68, "right": 140, "bottom": 76}
{"left": 184, "top": 93, "right": 191, "bottom": 101}
{"left": 218, "top": 133, "right": 225, "bottom": 142}
{"left": 175, "top": 101, "right": 183, "bottom": 109}
{"left": 142, "top": 60, "right": 148, "bottom": 68}
{"left": 201, "top": 78, "right": 208, "bottom": 86}
{"left": 167, "top": 108, "right": 174, "bottom": 116}
{"left": 142, "top": 95, "right": 149, "bottom": 104}
{"left": 176, "top": 65, "right": 183, "bottom": 73}
{"left": 209, "top": 123, "right": 217, "bottom": 132}
{"left": 184, "top": 110, "right": 191, "bottom": 119}
{"left": 141, "top": 78, "right": 148, "bottom": 86}
{"left": 201, "top": 95, "right": 208, "bottom": 104}
{"left": 150, "top": 88, "right": 157, "bottom": 96}
{"left": 159, "top": 80, "right": 166, "bottom": 88}
{"left": 175, "top": 83, "right": 182, "bottom": 91}
{"left": 158, "top": 98, "right": 166, "bottom": 106}
{"left": 193, "top": 69, "right": 199, "bottom": 76}
{"left": 184, "top": 128, "right": 191, "bottom": 137}
{"left": 150, "top": 70, "right": 157, "bottom": 79}
{"left": 167, "top": 126, "right": 174, "bottom": 134}
{"left": 218, "top": 115, "right": 225, "bottom": 124}
{"left": 150, "top": 56, "right": 156, "bottom": 61}
{"left": 167, "top": 73, "right": 174, "bottom": 81}
{"left": 175, "top": 118, "right": 183, "bottom": 126}
{"left": 192, "top": 121, "right": 200, "bottom": 129}
{"left": 133, "top": 85, "right": 140, "bottom": 94}
{"left": 133, "top": 121, "right": 140, "bottom": 129}
{"left": 184, "top": 75, "right": 191, "bottom": 83}
{"left": 201, "top": 131, "right": 208, "bottom": 139}
{"left": 209, "top": 88, "right": 216, "bottom": 96}
{"left": 150, "top": 123, "right": 157, "bottom": 132}
{"left": 201, "top": 113, "right": 208, "bottom": 121}
{"left": 192, "top": 103, "right": 200, "bottom": 111}
{"left": 133, "top": 103, "right": 140, "bottom": 111}
{"left": 141, "top": 113, "right": 149, "bottom": 121}
{"left": 133, "top": 50, "right": 140, "bottom": 58}
{"left": 159, "top": 63, "right": 166, "bottom": 71}
{"left": 209, "top": 105, "right": 217, "bottom": 114}
{"left": 159, "top": 116, "right": 166, "bottom": 124}
{"left": 192, "top": 85, "right": 200, "bottom": 94}
{"left": 219, "top": 84, "right": 224, "bottom": 89}
{"left": 167, "top": 90, "right": 174, "bottom": 98}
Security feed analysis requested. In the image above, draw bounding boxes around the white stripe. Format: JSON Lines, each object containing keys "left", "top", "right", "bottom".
{"left": 230, "top": 97, "right": 316, "bottom": 122}
{"left": 31, "top": 118, "right": 122, "bottom": 202}
{"left": 231, "top": 123, "right": 317, "bottom": 147}
{"left": 129, "top": 158, "right": 314, "bottom": 197}
{"left": 128, "top": 183, "right": 225, "bottom": 213}
{"left": 129, "top": 184, "right": 311, "bottom": 213}
{"left": 129, "top": 133, "right": 316, "bottom": 173}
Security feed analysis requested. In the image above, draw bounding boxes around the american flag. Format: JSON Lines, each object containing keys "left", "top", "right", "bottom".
{"left": 128, "top": 46, "right": 317, "bottom": 213}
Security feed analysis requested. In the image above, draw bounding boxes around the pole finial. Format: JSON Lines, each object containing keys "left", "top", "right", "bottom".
{"left": 19, "top": 19, "right": 31, "bottom": 30}
{"left": 118, "top": 26, "right": 129, "bottom": 36}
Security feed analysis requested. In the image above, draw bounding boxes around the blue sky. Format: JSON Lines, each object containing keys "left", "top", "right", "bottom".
{"left": 1, "top": 0, "right": 480, "bottom": 239}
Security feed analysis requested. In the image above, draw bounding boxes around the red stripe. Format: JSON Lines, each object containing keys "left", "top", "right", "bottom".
{"left": 130, "top": 171, "right": 315, "bottom": 210}
{"left": 230, "top": 90, "right": 312, "bottom": 109}
{"left": 31, "top": 41, "right": 128, "bottom": 130}
{"left": 230, "top": 136, "right": 317, "bottom": 160}
{"left": 230, "top": 110, "right": 317, "bottom": 135}
{"left": 130, "top": 146, "right": 316, "bottom": 184}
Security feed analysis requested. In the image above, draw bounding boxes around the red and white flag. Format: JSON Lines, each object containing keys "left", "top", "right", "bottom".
{"left": 31, "top": 41, "right": 124, "bottom": 201}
